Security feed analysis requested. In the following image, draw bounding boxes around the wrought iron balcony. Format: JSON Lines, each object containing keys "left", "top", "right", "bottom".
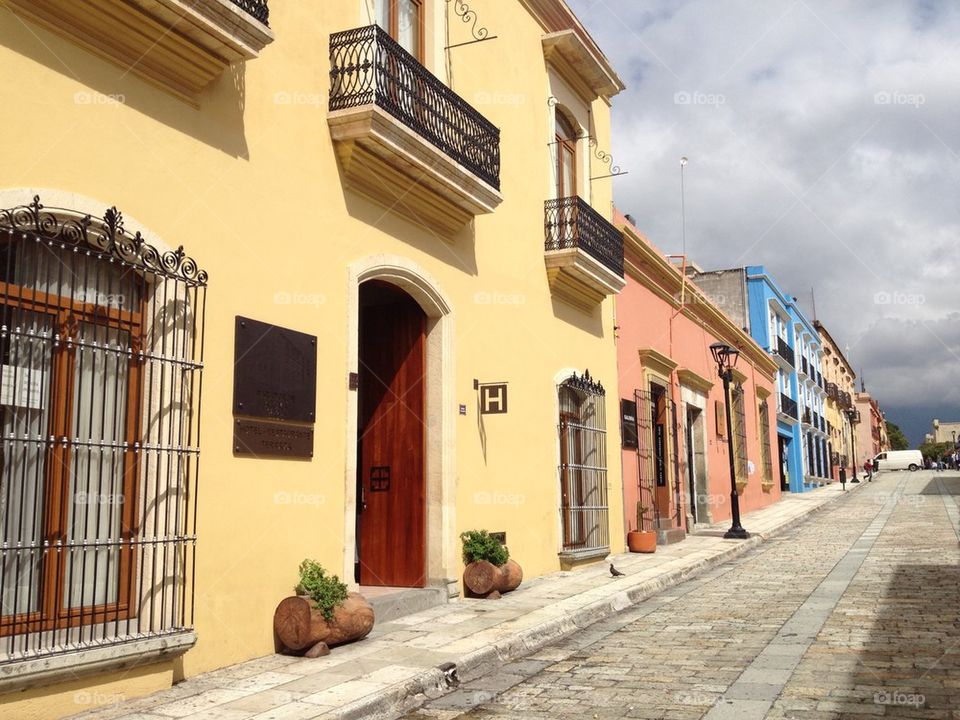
{"left": 779, "top": 394, "right": 798, "bottom": 419}
{"left": 545, "top": 197, "right": 624, "bottom": 276}
{"left": 775, "top": 336, "right": 795, "bottom": 367}
{"left": 826, "top": 381, "right": 839, "bottom": 400}
{"left": 542, "top": 197, "right": 625, "bottom": 310}
{"left": 230, "top": 0, "right": 269, "bottom": 25}
{"left": 327, "top": 25, "right": 502, "bottom": 235}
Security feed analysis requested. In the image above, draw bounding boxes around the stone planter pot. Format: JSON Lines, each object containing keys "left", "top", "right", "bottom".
{"left": 274, "top": 592, "right": 374, "bottom": 657}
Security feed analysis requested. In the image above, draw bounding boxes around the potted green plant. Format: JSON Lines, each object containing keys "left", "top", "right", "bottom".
{"left": 627, "top": 500, "right": 657, "bottom": 553}
{"left": 460, "top": 530, "right": 522, "bottom": 598}
{"left": 273, "top": 559, "right": 374, "bottom": 657}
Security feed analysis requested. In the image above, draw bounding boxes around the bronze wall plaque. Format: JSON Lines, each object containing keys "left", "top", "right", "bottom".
{"left": 234, "top": 418, "right": 314, "bottom": 458}
{"left": 234, "top": 316, "right": 317, "bottom": 422}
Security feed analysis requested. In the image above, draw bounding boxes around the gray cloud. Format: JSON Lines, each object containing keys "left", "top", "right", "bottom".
{"left": 568, "top": 0, "right": 960, "bottom": 443}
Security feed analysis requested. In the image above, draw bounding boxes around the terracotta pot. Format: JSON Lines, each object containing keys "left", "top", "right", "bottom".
{"left": 627, "top": 530, "right": 657, "bottom": 553}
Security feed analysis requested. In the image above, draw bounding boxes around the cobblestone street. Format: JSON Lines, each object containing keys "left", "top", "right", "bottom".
{"left": 408, "top": 472, "right": 960, "bottom": 720}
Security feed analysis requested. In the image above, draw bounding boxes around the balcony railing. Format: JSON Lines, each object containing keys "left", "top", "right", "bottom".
{"left": 775, "top": 336, "right": 795, "bottom": 366}
{"left": 803, "top": 408, "right": 812, "bottom": 425}
{"left": 230, "top": 0, "right": 269, "bottom": 25}
{"left": 779, "top": 393, "right": 798, "bottom": 418}
{"left": 329, "top": 25, "right": 501, "bottom": 190}
{"left": 801, "top": 356, "right": 809, "bottom": 376}
{"left": 545, "top": 197, "right": 624, "bottom": 277}
{"left": 826, "top": 382, "right": 839, "bottom": 400}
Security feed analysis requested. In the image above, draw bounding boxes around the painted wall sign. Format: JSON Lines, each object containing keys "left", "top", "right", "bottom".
{"left": 234, "top": 316, "right": 317, "bottom": 422}
{"left": 234, "top": 418, "right": 314, "bottom": 458}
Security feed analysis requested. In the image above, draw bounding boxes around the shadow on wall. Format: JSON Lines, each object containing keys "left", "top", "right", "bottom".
{"left": 551, "top": 296, "right": 604, "bottom": 337}
{"left": 0, "top": 7, "right": 250, "bottom": 159}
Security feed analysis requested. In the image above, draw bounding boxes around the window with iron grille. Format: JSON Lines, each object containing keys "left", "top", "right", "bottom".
{"left": 758, "top": 399, "right": 773, "bottom": 484}
{"left": 557, "top": 371, "right": 608, "bottom": 554}
{"left": 731, "top": 384, "right": 748, "bottom": 485}
{"left": 0, "top": 197, "right": 206, "bottom": 664}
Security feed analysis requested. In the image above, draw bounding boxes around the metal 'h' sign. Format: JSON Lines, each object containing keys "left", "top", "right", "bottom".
{"left": 474, "top": 379, "right": 508, "bottom": 415}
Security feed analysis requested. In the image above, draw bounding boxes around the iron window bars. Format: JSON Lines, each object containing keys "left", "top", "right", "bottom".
{"left": 634, "top": 388, "right": 684, "bottom": 530}
{"left": 0, "top": 197, "right": 206, "bottom": 664}
{"left": 329, "top": 24, "right": 501, "bottom": 190}
{"left": 544, "top": 196, "right": 625, "bottom": 278}
{"left": 558, "top": 371, "right": 608, "bottom": 554}
{"left": 731, "top": 385, "right": 748, "bottom": 487}
{"left": 230, "top": 0, "right": 269, "bottom": 25}
{"left": 758, "top": 400, "right": 774, "bottom": 485}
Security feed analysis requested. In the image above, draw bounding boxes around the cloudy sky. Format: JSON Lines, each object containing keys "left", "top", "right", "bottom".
{"left": 567, "top": 0, "right": 960, "bottom": 446}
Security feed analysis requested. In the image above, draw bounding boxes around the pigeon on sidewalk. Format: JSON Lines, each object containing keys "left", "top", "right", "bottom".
{"left": 610, "top": 563, "right": 625, "bottom": 577}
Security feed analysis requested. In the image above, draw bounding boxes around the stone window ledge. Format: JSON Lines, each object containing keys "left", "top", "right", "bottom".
{"left": 0, "top": 631, "right": 196, "bottom": 694}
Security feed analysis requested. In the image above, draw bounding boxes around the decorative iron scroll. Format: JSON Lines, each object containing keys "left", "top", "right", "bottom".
{"left": 544, "top": 196, "right": 625, "bottom": 277}
{"left": 563, "top": 369, "right": 605, "bottom": 397}
{"left": 329, "top": 25, "right": 501, "bottom": 190}
{"left": 445, "top": 0, "right": 492, "bottom": 43}
{"left": 0, "top": 196, "right": 208, "bottom": 285}
{"left": 229, "top": 0, "right": 269, "bottom": 25}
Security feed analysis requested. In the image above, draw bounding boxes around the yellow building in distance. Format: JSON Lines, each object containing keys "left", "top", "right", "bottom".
{"left": 814, "top": 320, "right": 857, "bottom": 481}
{"left": 0, "top": 1, "right": 627, "bottom": 716}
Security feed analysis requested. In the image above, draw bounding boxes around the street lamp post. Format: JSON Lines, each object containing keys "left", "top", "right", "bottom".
{"left": 710, "top": 343, "right": 749, "bottom": 539}
{"left": 846, "top": 408, "right": 861, "bottom": 483}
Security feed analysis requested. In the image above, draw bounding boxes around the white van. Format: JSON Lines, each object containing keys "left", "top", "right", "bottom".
{"left": 873, "top": 450, "right": 923, "bottom": 472}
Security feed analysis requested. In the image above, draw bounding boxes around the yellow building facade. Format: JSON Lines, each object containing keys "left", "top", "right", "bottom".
{"left": 0, "top": 1, "right": 627, "bottom": 716}
{"left": 814, "top": 321, "right": 856, "bottom": 481}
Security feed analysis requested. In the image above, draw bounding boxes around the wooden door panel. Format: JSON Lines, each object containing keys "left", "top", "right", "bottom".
{"left": 357, "top": 287, "right": 425, "bottom": 587}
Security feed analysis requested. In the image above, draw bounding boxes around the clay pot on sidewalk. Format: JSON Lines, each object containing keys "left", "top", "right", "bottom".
{"left": 274, "top": 592, "right": 374, "bottom": 657}
{"left": 627, "top": 530, "right": 657, "bottom": 553}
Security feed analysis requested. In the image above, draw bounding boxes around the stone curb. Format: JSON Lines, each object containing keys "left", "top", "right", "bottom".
{"left": 330, "top": 479, "right": 871, "bottom": 720}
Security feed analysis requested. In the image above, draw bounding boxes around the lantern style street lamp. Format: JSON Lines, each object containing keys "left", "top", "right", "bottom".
{"left": 846, "top": 408, "right": 861, "bottom": 483}
{"left": 710, "top": 343, "right": 749, "bottom": 539}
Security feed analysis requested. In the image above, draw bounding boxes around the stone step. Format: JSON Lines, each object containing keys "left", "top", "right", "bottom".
{"left": 657, "top": 527, "right": 687, "bottom": 545}
{"left": 365, "top": 586, "right": 449, "bottom": 625}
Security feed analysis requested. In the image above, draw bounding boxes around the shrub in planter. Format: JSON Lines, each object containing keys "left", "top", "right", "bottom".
{"left": 460, "top": 530, "right": 522, "bottom": 599}
{"left": 273, "top": 559, "right": 374, "bottom": 657}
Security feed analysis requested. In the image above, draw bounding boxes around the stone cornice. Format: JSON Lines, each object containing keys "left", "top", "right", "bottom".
{"left": 677, "top": 368, "right": 714, "bottom": 394}
{"left": 619, "top": 220, "right": 778, "bottom": 381}
{"left": 638, "top": 348, "right": 678, "bottom": 379}
{"left": 520, "top": 0, "right": 624, "bottom": 97}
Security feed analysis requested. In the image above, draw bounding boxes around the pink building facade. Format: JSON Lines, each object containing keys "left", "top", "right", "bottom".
{"left": 615, "top": 215, "right": 782, "bottom": 542}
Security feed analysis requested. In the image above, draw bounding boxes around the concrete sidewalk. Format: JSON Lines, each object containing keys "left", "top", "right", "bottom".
{"left": 75, "top": 480, "right": 868, "bottom": 720}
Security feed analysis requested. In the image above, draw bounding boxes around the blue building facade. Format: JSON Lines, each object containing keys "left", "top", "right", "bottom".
{"left": 688, "top": 265, "right": 830, "bottom": 493}
{"left": 744, "top": 267, "right": 829, "bottom": 492}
